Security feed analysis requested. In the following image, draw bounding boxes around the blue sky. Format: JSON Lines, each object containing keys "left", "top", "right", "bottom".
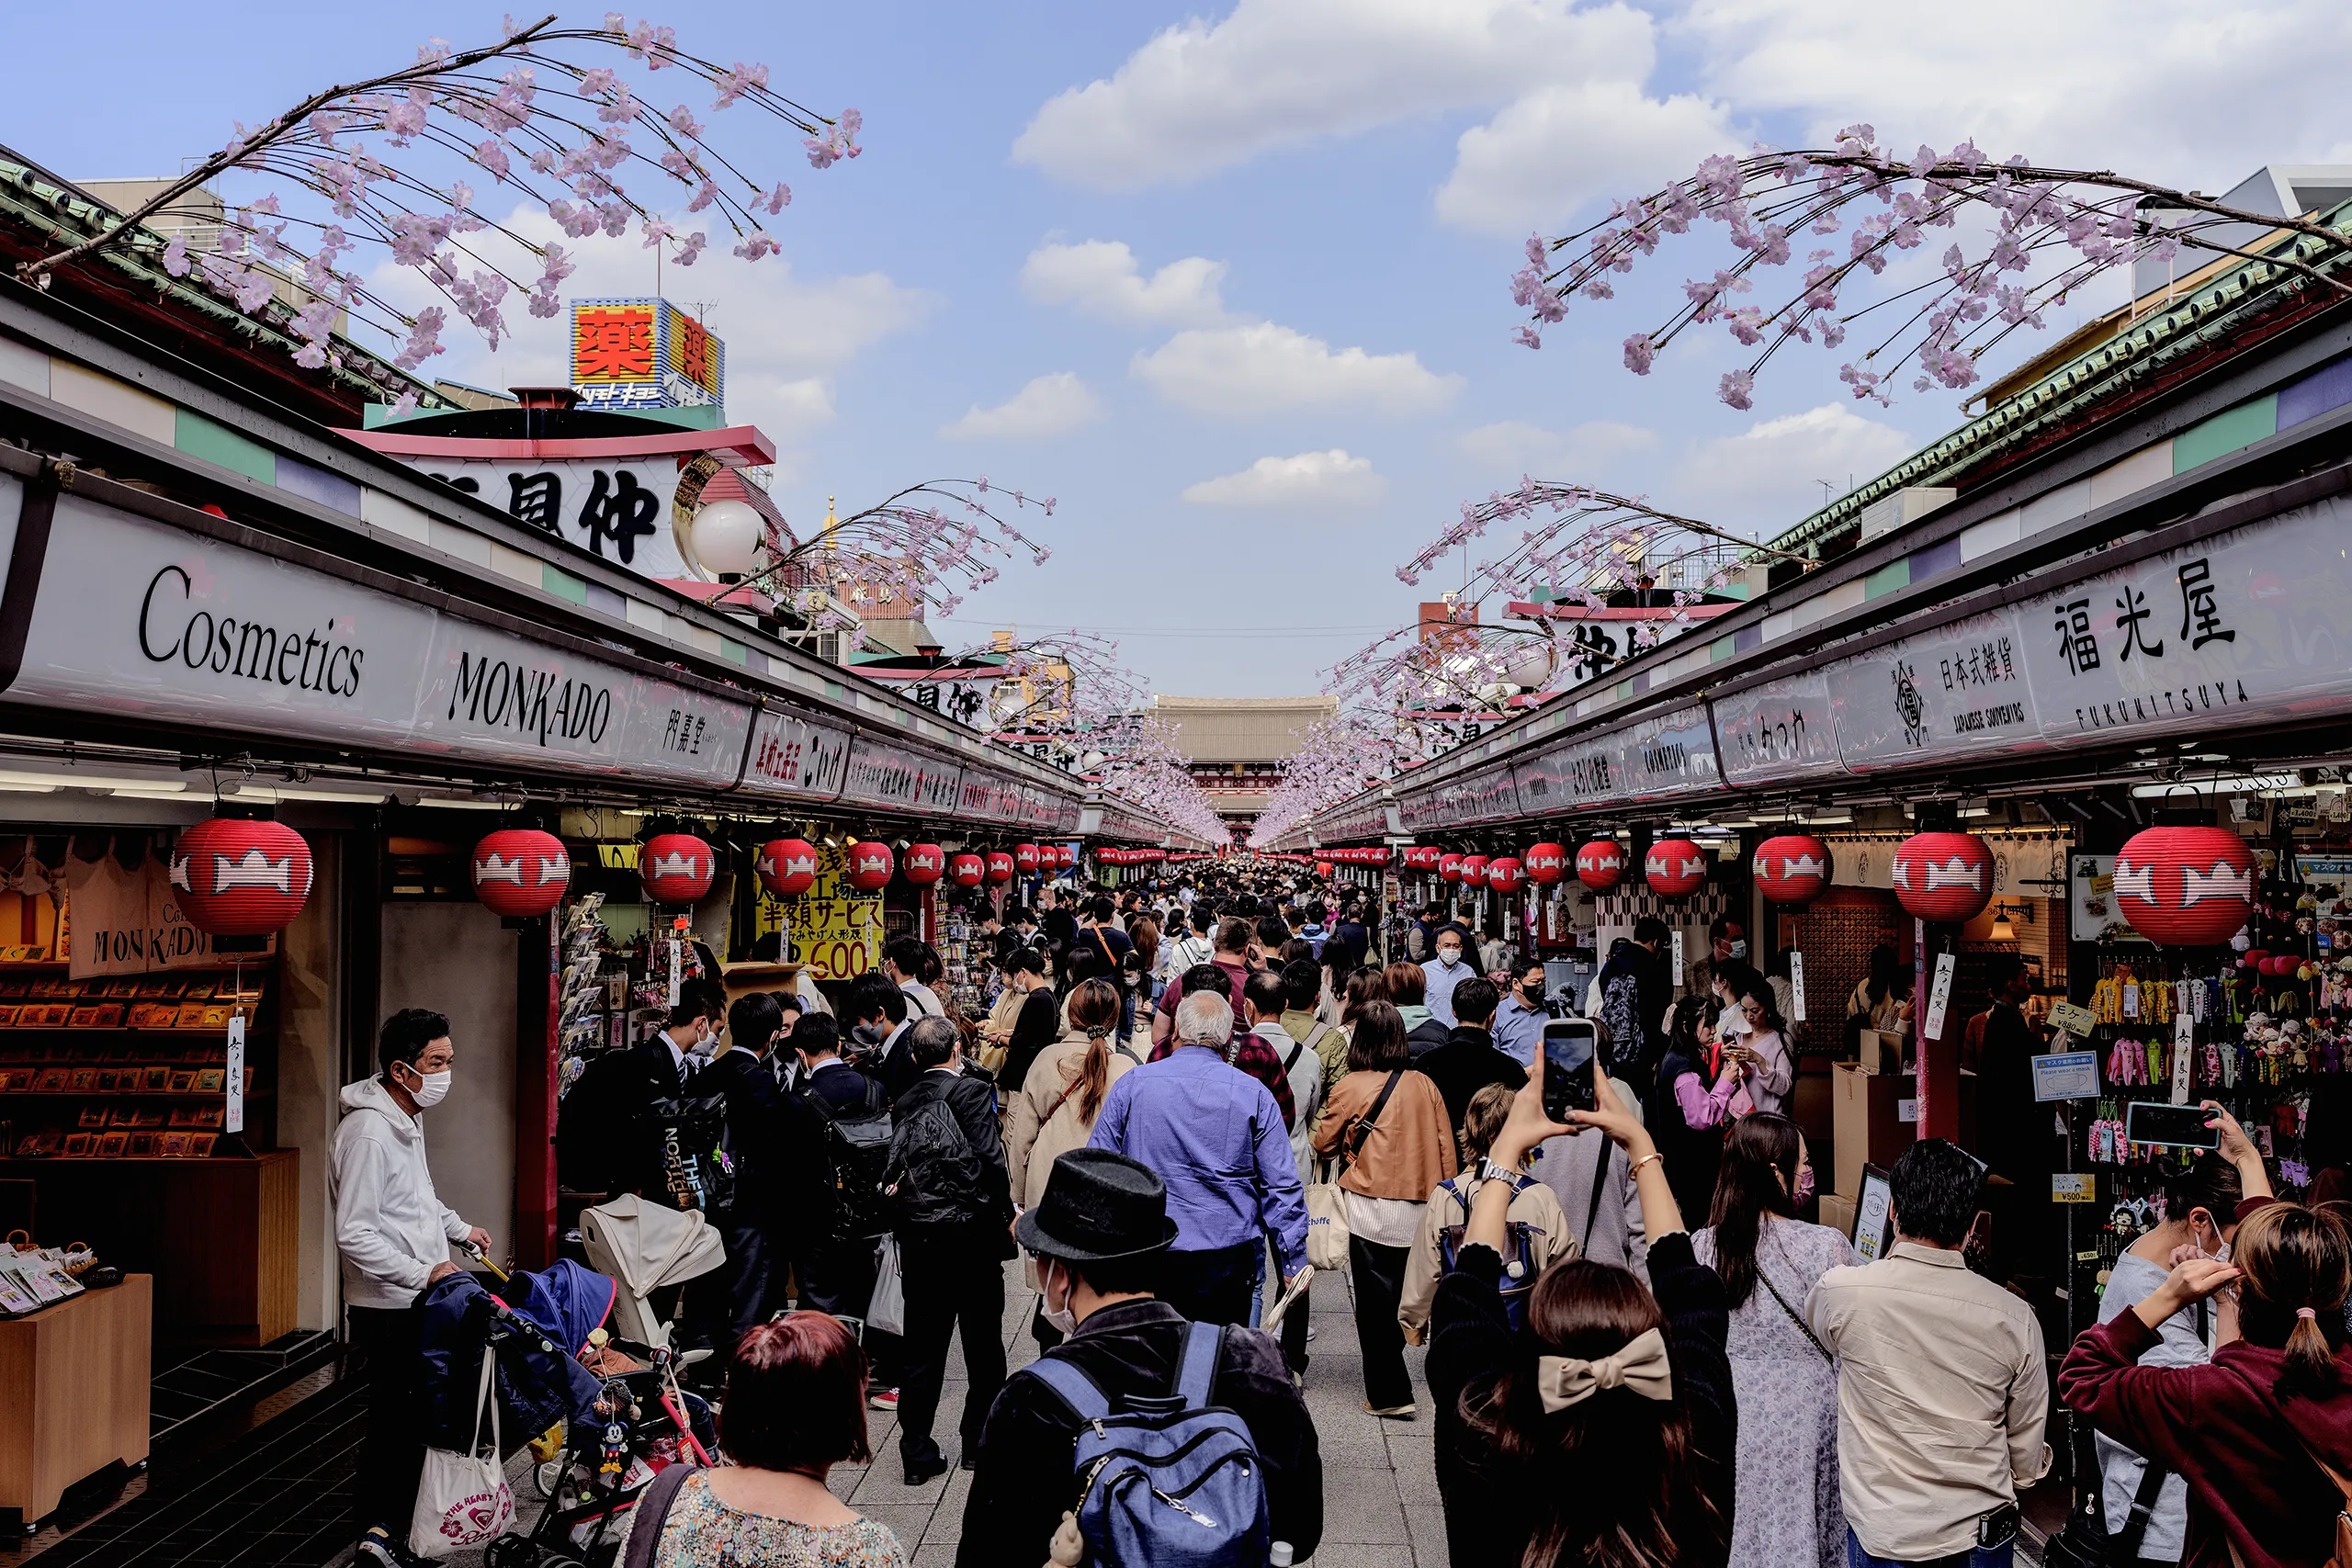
{"left": 12, "top": 1, "right": 2347, "bottom": 697}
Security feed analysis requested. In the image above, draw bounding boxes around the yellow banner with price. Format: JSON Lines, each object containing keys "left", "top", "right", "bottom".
{"left": 756, "top": 846, "right": 883, "bottom": 981}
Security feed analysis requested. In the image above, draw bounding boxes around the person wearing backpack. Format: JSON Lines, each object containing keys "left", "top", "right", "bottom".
{"left": 784, "top": 1012, "right": 903, "bottom": 1414}
{"left": 882, "top": 1016, "right": 1013, "bottom": 1485}
{"left": 1401, "top": 1081, "right": 1575, "bottom": 1346}
{"left": 1004, "top": 980, "right": 1136, "bottom": 1348}
{"left": 956, "top": 1148, "right": 1322, "bottom": 1568}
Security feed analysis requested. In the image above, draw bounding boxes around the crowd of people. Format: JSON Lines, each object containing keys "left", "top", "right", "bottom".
{"left": 330, "top": 864, "right": 2352, "bottom": 1568}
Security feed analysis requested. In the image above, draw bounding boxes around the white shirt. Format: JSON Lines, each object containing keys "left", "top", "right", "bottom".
{"left": 1253, "top": 1020, "right": 1323, "bottom": 1179}
{"left": 898, "top": 978, "right": 944, "bottom": 1018}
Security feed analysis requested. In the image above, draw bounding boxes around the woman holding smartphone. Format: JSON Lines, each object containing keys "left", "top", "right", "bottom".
{"left": 1426, "top": 1043, "right": 1735, "bottom": 1568}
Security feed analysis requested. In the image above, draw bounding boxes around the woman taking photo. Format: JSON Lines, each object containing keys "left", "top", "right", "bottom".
{"left": 618, "top": 1313, "right": 906, "bottom": 1568}
{"left": 1314, "top": 1000, "right": 1458, "bottom": 1418}
{"left": 1004, "top": 979, "right": 1134, "bottom": 1348}
{"left": 1648, "top": 1004, "right": 1733, "bottom": 1226}
{"left": 1726, "top": 983, "right": 1794, "bottom": 1118}
{"left": 2059, "top": 1102, "right": 2352, "bottom": 1568}
{"left": 1692, "top": 1114, "right": 1856, "bottom": 1568}
{"left": 1427, "top": 1049, "right": 1734, "bottom": 1568}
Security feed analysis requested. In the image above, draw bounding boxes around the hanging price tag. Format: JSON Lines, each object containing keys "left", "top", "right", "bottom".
{"left": 224, "top": 1013, "right": 246, "bottom": 1135}
{"left": 1789, "top": 951, "right": 1807, "bottom": 1023}
{"left": 1923, "top": 952, "right": 1957, "bottom": 1039}
{"left": 2048, "top": 999, "right": 2098, "bottom": 1038}
{"left": 2122, "top": 982, "right": 2140, "bottom": 1019}
{"left": 1671, "top": 929, "right": 1685, "bottom": 987}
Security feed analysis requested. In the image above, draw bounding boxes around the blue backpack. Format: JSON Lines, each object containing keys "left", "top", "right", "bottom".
{"left": 1434, "top": 1174, "right": 1546, "bottom": 1330}
{"left": 1023, "top": 1321, "right": 1272, "bottom": 1568}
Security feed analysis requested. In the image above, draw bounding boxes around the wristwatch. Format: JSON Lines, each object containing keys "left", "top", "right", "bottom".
{"left": 1477, "top": 1156, "right": 1527, "bottom": 1186}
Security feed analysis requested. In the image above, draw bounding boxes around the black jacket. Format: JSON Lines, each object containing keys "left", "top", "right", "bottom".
{"left": 998, "top": 988, "right": 1062, "bottom": 1101}
{"left": 1327, "top": 919, "right": 1371, "bottom": 973}
{"left": 1406, "top": 1014, "right": 1453, "bottom": 1060}
{"left": 955, "top": 1300, "right": 1321, "bottom": 1568}
{"left": 887, "top": 1067, "right": 1011, "bottom": 1232}
{"left": 782, "top": 1059, "right": 888, "bottom": 1235}
{"left": 694, "top": 1047, "right": 793, "bottom": 1223}
{"left": 1428, "top": 1232, "right": 1735, "bottom": 1568}
{"left": 1415, "top": 1026, "right": 1529, "bottom": 1129}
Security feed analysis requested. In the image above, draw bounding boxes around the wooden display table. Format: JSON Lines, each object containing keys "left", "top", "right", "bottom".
{"left": 0, "top": 1274, "right": 151, "bottom": 1525}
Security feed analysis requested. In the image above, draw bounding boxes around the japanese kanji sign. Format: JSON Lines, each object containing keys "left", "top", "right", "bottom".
{"left": 569, "top": 297, "right": 726, "bottom": 412}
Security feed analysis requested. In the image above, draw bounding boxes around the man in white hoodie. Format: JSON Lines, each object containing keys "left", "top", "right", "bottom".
{"left": 334, "top": 1007, "right": 491, "bottom": 1568}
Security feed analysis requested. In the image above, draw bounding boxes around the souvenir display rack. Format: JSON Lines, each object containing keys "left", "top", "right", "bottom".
{"left": 935, "top": 900, "right": 991, "bottom": 1019}
{"left": 0, "top": 967, "right": 266, "bottom": 1160}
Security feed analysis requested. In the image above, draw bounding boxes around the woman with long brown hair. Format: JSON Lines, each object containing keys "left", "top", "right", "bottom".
{"left": 1428, "top": 1051, "right": 1734, "bottom": 1568}
{"left": 2061, "top": 1102, "right": 2352, "bottom": 1568}
{"left": 1692, "top": 1114, "right": 1854, "bottom": 1568}
{"left": 1004, "top": 978, "right": 1136, "bottom": 1347}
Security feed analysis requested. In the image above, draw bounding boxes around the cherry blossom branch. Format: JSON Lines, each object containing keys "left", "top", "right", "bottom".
{"left": 728, "top": 478, "right": 1053, "bottom": 626}
{"left": 23, "top": 14, "right": 859, "bottom": 386}
{"left": 1512, "top": 130, "right": 2352, "bottom": 408}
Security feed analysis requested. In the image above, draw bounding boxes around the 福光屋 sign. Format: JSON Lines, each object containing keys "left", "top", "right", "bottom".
{"left": 570, "top": 297, "right": 727, "bottom": 414}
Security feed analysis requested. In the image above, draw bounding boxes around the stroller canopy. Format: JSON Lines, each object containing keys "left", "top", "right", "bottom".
{"left": 582, "top": 1193, "right": 726, "bottom": 1296}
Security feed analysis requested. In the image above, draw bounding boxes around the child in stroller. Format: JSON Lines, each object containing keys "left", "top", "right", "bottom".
{"left": 414, "top": 1258, "right": 716, "bottom": 1568}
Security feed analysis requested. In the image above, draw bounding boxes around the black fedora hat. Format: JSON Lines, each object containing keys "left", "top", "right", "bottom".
{"left": 1015, "top": 1148, "right": 1180, "bottom": 1262}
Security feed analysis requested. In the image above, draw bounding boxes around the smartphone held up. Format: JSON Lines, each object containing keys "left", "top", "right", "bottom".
{"left": 1541, "top": 1018, "right": 1599, "bottom": 1122}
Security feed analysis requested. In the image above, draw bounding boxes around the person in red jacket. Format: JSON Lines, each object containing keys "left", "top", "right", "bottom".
{"left": 2058, "top": 1101, "right": 2352, "bottom": 1568}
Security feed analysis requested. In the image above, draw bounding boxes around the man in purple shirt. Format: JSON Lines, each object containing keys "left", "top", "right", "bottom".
{"left": 1089, "top": 987, "right": 1309, "bottom": 1328}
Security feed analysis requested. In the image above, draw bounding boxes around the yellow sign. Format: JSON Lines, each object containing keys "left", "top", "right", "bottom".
{"left": 758, "top": 846, "right": 882, "bottom": 981}
{"left": 2052, "top": 1173, "right": 2098, "bottom": 1204}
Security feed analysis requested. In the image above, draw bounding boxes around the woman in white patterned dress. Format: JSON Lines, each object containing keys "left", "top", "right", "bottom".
{"left": 1691, "top": 1113, "right": 1857, "bottom": 1568}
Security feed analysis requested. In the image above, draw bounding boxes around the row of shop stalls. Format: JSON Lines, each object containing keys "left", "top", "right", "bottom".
{"left": 1271, "top": 309, "right": 2352, "bottom": 1348}
{"left": 0, "top": 251, "right": 1203, "bottom": 1521}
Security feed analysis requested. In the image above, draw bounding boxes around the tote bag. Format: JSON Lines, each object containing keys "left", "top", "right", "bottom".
{"left": 867, "top": 1233, "right": 907, "bottom": 1337}
{"left": 409, "top": 1349, "right": 514, "bottom": 1559}
{"left": 1304, "top": 1071, "right": 1402, "bottom": 1272}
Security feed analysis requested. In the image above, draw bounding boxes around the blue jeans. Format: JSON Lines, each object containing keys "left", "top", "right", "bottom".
{"left": 1845, "top": 1527, "right": 2014, "bottom": 1568}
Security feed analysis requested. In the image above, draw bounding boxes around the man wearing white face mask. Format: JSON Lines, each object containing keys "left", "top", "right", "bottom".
{"left": 1421, "top": 926, "right": 1471, "bottom": 1030}
{"left": 334, "top": 1008, "right": 492, "bottom": 1568}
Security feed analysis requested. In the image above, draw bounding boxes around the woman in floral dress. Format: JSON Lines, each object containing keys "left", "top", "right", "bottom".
{"left": 618, "top": 1314, "right": 906, "bottom": 1568}
{"left": 1692, "top": 1114, "right": 1857, "bottom": 1568}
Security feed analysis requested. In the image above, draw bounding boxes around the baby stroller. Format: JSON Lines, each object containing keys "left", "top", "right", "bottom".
{"left": 580, "top": 1193, "right": 727, "bottom": 1364}
{"left": 416, "top": 1257, "right": 716, "bottom": 1568}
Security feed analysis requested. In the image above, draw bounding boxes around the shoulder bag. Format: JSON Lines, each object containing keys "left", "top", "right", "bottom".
{"left": 621, "top": 1462, "right": 701, "bottom": 1568}
{"left": 1304, "top": 1071, "right": 1401, "bottom": 1272}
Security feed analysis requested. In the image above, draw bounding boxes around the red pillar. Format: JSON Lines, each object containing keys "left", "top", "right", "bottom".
{"left": 514, "top": 919, "right": 558, "bottom": 1269}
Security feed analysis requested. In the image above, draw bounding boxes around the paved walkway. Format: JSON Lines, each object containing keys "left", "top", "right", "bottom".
{"left": 834, "top": 1258, "right": 1443, "bottom": 1566}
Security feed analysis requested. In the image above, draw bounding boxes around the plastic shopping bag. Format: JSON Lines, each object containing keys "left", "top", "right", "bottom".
{"left": 409, "top": 1349, "right": 514, "bottom": 1559}
{"left": 867, "top": 1233, "right": 907, "bottom": 1337}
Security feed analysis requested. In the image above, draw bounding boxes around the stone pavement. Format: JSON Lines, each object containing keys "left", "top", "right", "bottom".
{"left": 832, "top": 1258, "right": 1444, "bottom": 1567}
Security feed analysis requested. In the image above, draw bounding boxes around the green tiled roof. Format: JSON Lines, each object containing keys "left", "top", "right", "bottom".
{"left": 1765, "top": 205, "right": 2352, "bottom": 558}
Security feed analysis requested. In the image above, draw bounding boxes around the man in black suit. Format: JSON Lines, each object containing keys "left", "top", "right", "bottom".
{"left": 690, "top": 992, "right": 795, "bottom": 1344}
{"left": 556, "top": 983, "right": 725, "bottom": 1202}
{"left": 783, "top": 1012, "right": 903, "bottom": 1411}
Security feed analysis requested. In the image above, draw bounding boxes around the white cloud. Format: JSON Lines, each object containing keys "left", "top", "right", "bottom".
{"left": 377, "top": 205, "right": 937, "bottom": 440}
{"left": 1133, "top": 322, "right": 1462, "bottom": 416}
{"left": 1013, "top": 0, "right": 1657, "bottom": 191}
{"left": 1182, "top": 449, "right": 1386, "bottom": 507}
{"left": 1020, "top": 241, "right": 1232, "bottom": 328}
{"left": 1679, "top": 0, "right": 2352, "bottom": 190}
{"left": 1437, "top": 79, "right": 1737, "bottom": 235}
{"left": 939, "top": 372, "right": 1103, "bottom": 441}
{"left": 1672, "top": 403, "right": 1916, "bottom": 531}
{"left": 1458, "top": 418, "right": 1659, "bottom": 473}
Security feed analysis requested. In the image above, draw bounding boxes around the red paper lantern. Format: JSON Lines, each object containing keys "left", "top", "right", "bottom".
{"left": 755, "top": 838, "right": 819, "bottom": 897}
{"left": 1891, "top": 831, "right": 1995, "bottom": 922}
{"left": 949, "top": 853, "right": 987, "bottom": 887}
{"left": 169, "top": 818, "right": 314, "bottom": 936}
{"left": 1315, "top": 860, "right": 1335, "bottom": 877}
{"left": 1576, "top": 840, "right": 1626, "bottom": 891}
{"left": 984, "top": 852, "right": 1016, "bottom": 885}
{"left": 1645, "top": 838, "right": 1708, "bottom": 897}
{"left": 1439, "top": 853, "right": 1464, "bottom": 884}
{"left": 1524, "top": 842, "right": 1566, "bottom": 886}
{"left": 1014, "top": 843, "right": 1042, "bottom": 874}
{"left": 470, "top": 829, "right": 570, "bottom": 918}
{"left": 903, "top": 843, "right": 945, "bottom": 886}
{"left": 1461, "top": 854, "right": 1490, "bottom": 889}
{"left": 640, "top": 833, "right": 716, "bottom": 904}
{"left": 1486, "top": 855, "right": 1525, "bottom": 893}
{"left": 2113, "top": 827, "right": 2256, "bottom": 946}
{"left": 1753, "top": 834, "right": 1833, "bottom": 906}
{"left": 1402, "top": 845, "right": 1444, "bottom": 872}
{"left": 846, "top": 840, "right": 895, "bottom": 892}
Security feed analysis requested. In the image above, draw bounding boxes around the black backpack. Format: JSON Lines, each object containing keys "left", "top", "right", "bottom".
{"left": 800, "top": 1077, "right": 894, "bottom": 1244}
{"left": 882, "top": 1089, "right": 987, "bottom": 1227}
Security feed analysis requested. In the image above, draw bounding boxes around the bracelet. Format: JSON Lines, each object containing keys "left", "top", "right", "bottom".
{"left": 1627, "top": 1151, "right": 1665, "bottom": 1179}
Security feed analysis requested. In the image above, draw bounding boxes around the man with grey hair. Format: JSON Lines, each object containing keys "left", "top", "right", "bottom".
{"left": 1088, "top": 980, "right": 1309, "bottom": 1326}
{"left": 884, "top": 1011, "right": 1011, "bottom": 1484}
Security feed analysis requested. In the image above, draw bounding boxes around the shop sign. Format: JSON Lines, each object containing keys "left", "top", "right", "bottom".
{"left": 1618, "top": 704, "right": 1721, "bottom": 801}
{"left": 2014, "top": 492, "right": 2352, "bottom": 750}
{"left": 64, "top": 852, "right": 254, "bottom": 978}
{"left": 1830, "top": 606, "right": 2038, "bottom": 773}
{"left": 413, "top": 615, "right": 752, "bottom": 787}
{"left": 2031, "top": 1050, "right": 2102, "bottom": 1101}
{"left": 1711, "top": 670, "right": 1842, "bottom": 787}
{"left": 758, "top": 846, "right": 881, "bottom": 981}
{"left": 739, "top": 710, "right": 851, "bottom": 801}
{"left": 957, "top": 773, "right": 1022, "bottom": 820}
{"left": 412, "top": 457, "right": 691, "bottom": 578}
{"left": 570, "top": 297, "right": 726, "bottom": 412}
{"left": 1511, "top": 728, "right": 1623, "bottom": 816}
{"left": 841, "top": 738, "right": 962, "bottom": 810}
